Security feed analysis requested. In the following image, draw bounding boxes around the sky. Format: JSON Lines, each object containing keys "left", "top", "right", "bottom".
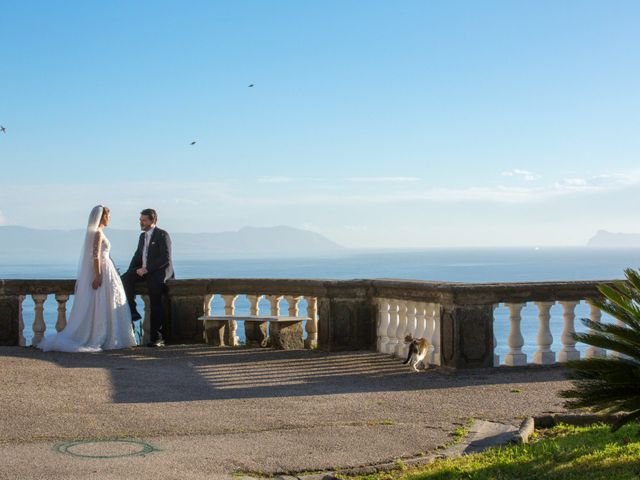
{"left": 1, "top": 0, "right": 639, "bottom": 248}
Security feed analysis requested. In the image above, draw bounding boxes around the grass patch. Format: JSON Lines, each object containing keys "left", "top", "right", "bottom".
{"left": 451, "top": 426, "right": 469, "bottom": 443}
{"left": 450, "top": 418, "right": 474, "bottom": 444}
{"left": 341, "top": 422, "right": 640, "bottom": 480}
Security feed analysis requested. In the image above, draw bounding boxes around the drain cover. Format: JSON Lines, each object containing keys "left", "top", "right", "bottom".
{"left": 53, "top": 439, "right": 159, "bottom": 459}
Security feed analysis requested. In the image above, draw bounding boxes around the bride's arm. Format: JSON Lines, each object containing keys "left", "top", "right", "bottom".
{"left": 92, "top": 231, "right": 103, "bottom": 290}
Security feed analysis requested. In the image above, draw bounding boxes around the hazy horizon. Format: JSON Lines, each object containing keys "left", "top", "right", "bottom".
{"left": 3, "top": 223, "right": 640, "bottom": 248}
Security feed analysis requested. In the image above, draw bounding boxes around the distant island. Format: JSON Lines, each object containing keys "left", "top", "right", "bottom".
{"left": 0, "top": 225, "right": 344, "bottom": 263}
{"left": 587, "top": 230, "right": 640, "bottom": 247}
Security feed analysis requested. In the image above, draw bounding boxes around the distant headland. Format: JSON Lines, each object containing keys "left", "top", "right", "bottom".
{"left": 0, "top": 225, "right": 344, "bottom": 262}
{"left": 587, "top": 230, "right": 640, "bottom": 247}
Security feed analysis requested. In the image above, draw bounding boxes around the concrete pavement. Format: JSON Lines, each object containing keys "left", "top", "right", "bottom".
{"left": 0, "top": 345, "right": 572, "bottom": 479}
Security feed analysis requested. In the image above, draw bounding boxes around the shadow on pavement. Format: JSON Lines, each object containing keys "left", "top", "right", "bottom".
{"left": 0, "top": 345, "right": 569, "bottom": 404}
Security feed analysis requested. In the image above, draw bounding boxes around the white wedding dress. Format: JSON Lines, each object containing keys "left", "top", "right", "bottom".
{"left": 38, "top": 208, "right": 137, "bottom": 352}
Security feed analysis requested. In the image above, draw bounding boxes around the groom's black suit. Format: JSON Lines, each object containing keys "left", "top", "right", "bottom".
{"left": 122, "top": 227, "right": 174, "bottom": 344}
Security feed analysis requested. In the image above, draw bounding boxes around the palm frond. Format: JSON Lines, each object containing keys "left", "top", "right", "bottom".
{"left": 563, "top": 269, "right": 640, "bottom": 431}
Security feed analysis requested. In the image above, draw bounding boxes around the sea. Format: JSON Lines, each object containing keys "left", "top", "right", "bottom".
{"left": 3, "top": 247, "right": 639, "bottom": 360}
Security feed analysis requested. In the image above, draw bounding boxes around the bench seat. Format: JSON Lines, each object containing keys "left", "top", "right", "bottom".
{"left": 198, "top": 315, "right": 310, "bottom": 350}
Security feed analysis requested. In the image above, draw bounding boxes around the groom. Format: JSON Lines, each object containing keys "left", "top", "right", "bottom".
{"left": 122, "top": 208, "right": 174, "bottom": 347}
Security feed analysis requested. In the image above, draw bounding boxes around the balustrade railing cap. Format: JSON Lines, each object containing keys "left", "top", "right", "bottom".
{"left": 0, "top": 277, "right": 618, "bottom": 304}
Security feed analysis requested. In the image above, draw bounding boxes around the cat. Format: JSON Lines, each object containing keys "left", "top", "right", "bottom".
{"left": 402, "top": 334, "right": 430, "bottom": 372}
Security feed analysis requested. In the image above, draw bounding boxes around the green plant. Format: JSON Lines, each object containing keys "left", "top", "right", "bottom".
{"left": 344, "top": 423, "right": 640, "bottom": 480}
{"left": 451, "top": 426, "right": 468, "bottom": 442}
{"left": 560, "top": 268, "right": 640, "bottom": 431}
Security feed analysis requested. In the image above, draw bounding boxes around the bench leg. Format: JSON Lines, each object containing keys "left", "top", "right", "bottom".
{"left": 245, "top": 321, "right": 269, "bottom": 347}
{"left": 203, "top": 320, "right": 227, "bottom": 347}
{"left": 269, "top": 321, "right": 304, "bottom": 350}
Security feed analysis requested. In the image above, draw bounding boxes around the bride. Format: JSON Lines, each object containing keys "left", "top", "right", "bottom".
{"left": 38, "top": 205, "right": 137, "bottom": 352}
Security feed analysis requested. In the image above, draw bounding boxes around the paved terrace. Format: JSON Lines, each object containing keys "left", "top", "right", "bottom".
{"left": 0, "top": 345, "right": 571, "bottom": 480}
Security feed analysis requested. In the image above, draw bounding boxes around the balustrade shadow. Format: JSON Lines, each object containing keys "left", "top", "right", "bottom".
{"left": 1, "top": 345, "right": 569, "bottom": 404}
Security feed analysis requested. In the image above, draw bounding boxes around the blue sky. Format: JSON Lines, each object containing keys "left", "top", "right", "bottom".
{"left": 1, "top": 0, "right": 639, "bottom": 247}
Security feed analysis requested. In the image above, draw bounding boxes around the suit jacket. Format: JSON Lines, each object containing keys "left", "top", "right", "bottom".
{"left": 127, "top": 227, "right": 175, "bottom": 283}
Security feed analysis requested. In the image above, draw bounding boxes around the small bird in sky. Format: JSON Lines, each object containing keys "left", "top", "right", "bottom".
{"left": 190, "top": 141, "right": 196, "bottom": 145}
{"left": 0, "top": 126, "right": 5, "bottom": 133}
{"left": 248, "top": 84, "right": 254, "bottom": 87}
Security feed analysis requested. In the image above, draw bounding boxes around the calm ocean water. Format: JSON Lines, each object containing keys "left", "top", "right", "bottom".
{"left": 4, "top": 247, "right": 639, "bottom": 359}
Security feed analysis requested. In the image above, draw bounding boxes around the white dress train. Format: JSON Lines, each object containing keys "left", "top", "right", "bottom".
{"left": 38, "top": 232, "right": 137, "bottom": 352}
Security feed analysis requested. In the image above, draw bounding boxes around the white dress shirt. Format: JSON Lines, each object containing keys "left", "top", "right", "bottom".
{"left": 142, "top": 227, "right": 156, "bottom": 269}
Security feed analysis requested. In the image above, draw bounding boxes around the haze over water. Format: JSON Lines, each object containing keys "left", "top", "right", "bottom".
{"left": 2, "top": 247, "right": 639, "bottom": 281}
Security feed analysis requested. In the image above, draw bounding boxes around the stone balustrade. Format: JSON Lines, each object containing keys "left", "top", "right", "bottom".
{"left": 375, "top": 298, "right": 440, "bottom": 366}
{"left": 0, "top": 277, "right": 615, "bottom": 368}
{"left": 0, "top": 279, "right": 157, "bottom": 347}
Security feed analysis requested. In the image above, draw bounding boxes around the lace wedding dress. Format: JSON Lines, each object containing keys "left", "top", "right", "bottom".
{"left": 38, "top": 207, "right": 137, "bottom": 352}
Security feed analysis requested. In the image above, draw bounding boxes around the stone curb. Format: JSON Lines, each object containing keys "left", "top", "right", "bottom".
{"left": 514, "top": 413, "right": 627, "bottom": 446}
{"left": 513, "top": 417, "right": 535, "bottom": 444}
{"left": 533, "top": 412, "right": 625, "bottom": 429}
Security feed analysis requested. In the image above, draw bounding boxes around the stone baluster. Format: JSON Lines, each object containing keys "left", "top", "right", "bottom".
{"left": 558, "top": 301, "right": 580, "bottom": 362}
{"left": 492, "top": 304, "right": 499, "bottom": 366}
{"left": 385, "top": 300, "right": 399, "bottom": 355}
{"left": 431, "top": 303, "right": 441, "bottom": 366}
{"left": 267, "top": 295, "right": 282, "bottom": 316}
{"left": 376, "top": 299, "right": 390, "bottom": 353}
{"left": 406, "top": 301, "right": 417, "bottom": 338}
{"left": 585, "top": 303, "right": 605, "bottom": 358}
{"left": 533, "top": 301, "right": 555, "bottom": 365}
{"left": 504, "top": 303, "right": 526, "bottom": 366}
{"left": 54, "top": 294, "right": 69, "bottom": 332}
{"left": 394, "top": 301, "right": 408, "bottom": 357}
{"left": 222, "top": 294, "right": 237, "bottom": 315}
{"left": 204, "top": 293, "right": 214, "bottom": 316}
{"left": 424, "top": 303, "right": 435, "bottom": 364}
{"left": 305, "top": 297, "right": 318, "bottom": 349}
{"left": 31, "top": 294, "right": 48, "bottom": 347}
{"left": 248, "top": 294, "right": 262, "bottom": 316}
{"left": 18, "top": 295, "right": 26, "bottom": 347}
{"left": 222, "top": 294, "right": 239, "bottom": 346}
{"left": 414, "top": 302, "right": 427, "bottom": 341}
{"left": 285, "top": 296, "right": 301, "bottom": 317}
{"left": 142, "top": 295, "right": 151, "bottom": 345}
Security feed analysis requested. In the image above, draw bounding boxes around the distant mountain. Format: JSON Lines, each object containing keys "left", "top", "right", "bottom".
{"left": 0, "top": 225, "right": 344, "bottom": 263}
{"left": 587, "top": 230, "right": 640, "bottom": 247}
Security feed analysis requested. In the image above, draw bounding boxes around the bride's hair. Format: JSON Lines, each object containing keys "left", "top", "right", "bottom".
{"left": 99, "top": 206, "right": 110, "bottom": 225}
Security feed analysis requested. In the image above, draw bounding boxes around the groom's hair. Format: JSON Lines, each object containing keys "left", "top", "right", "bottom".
{"left": 140, "top": 208, "right": 158, "bottom": 223}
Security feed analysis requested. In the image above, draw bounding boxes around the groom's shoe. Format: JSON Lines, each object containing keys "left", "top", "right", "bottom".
{"left": 146, "top": 339, "right": 165, "bottom": 348}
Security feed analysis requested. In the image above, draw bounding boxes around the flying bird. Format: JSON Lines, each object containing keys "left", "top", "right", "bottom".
{"left": 0, "top": 126, "right": 5, "bottom": 133}
{"left": 190, "top": 141, "right": 196, "bottom": 145}
{"left": 248, "top": 84, "right": 254, "bottom": 87}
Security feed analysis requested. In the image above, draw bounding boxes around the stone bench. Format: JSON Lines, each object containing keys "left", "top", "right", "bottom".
{"left": 198, "top": 315, "right": 310, "bottom": 350}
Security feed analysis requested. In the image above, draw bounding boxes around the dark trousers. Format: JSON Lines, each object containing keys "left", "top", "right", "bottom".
{"left": 122, "top": 270, "right": 166, "bottom": 343}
